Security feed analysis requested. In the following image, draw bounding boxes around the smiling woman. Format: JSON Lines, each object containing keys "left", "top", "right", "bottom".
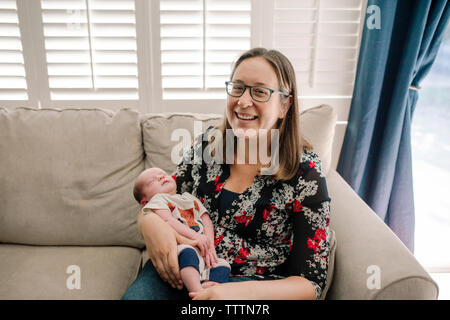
{"left": 122, "top": 48, "right": 331, "bottom": 300}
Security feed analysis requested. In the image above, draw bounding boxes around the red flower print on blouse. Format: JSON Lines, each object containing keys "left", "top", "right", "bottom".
{"left": 263, "top": 204, "right": 276, "bottom": 220}
{"left": 199, "top": 197, "right": 205, "bottom": 203}
{"left": 214, "top": 234, "right": 224, "bottom": 246}
{"left": 235, "top": 211, "right": 252, "bottom": 227}
{"left": 238, "top": 247, "right": 250, "bottom": 259}
{"left": 213, "top": 175, "right": 223, "bottom": 191}
{"left": 307, "top": 238, "right": 319, "bottom": 252}
{"left": 307, "top": 228, "right": 327, "bottom": 253}
{"left": 309, "top": 160, "right": 316, "bottom": 168}
{"left": 293, "top": 200, "right": 303, "bottom": 213}
{"left": 234, "top": 257, "right": 245, "bottom": 264}
{"left": 255, "top": 267, "right": 266, "bottom": 275}
{"left": 171, "top": 175, "right": 176, "bottom": 182}
{"left": 314, "top": 228, "right": 327, "bottom": 241}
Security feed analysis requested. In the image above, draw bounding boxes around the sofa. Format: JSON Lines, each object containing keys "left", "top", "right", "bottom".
{"left": 0, "top": 105, "right": 439, "bottom": 300}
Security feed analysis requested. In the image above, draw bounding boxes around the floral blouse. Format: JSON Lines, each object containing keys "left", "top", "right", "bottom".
{"left": 172, "top": 126, "right": 331, "bottom": 300}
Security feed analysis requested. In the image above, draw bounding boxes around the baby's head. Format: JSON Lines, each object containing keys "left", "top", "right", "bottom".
{"left": 133, "top": 167, "right": 177, "bottom": 206}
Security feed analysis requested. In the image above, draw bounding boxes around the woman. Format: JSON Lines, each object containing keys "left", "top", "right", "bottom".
{"left": 122, "top": 48, "right": 331, "bottom": 300}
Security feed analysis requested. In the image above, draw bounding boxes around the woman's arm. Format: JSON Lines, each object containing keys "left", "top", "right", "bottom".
{"left": 189, "top": 276, "right": 316, "bottom": 300}
{"left": 284, "top": 152, "right": 331, "bottom": 300}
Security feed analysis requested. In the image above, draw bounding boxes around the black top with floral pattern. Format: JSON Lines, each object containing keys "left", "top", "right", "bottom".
{"left": 172, "top": 126, "right": 331, "bottom": 300}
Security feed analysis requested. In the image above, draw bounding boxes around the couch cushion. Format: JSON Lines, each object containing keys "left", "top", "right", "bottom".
{"left": 0, "top": 107, "right": 145, "bottom": 247}
{"left": 0, "top": 244, "right": 141, "bottom": 299}
{"left": 141, "top": 105, "right": 336, "bottom": 176}
{"left": 299, "top": 104, "right": 337, "bottom": 176}
{"left": 141, "top": 112, "right": 223, "bottom": 173}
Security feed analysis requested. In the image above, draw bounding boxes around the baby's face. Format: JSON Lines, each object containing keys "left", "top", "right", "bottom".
{"left": 138, "top": 168, "right": 177, "bottom": 204}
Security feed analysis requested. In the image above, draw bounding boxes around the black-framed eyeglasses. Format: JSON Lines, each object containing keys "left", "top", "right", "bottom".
{"left": 225, "top": 81, "right": 290, "bottom": 103}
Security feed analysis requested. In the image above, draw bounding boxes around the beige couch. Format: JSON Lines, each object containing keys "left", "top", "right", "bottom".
{"left": 0, "top": 105, "right": 438, "bottom": 300}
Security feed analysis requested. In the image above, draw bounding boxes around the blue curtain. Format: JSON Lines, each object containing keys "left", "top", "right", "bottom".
{"left": 337, "top": 0, "right": 450, "bottom": 252}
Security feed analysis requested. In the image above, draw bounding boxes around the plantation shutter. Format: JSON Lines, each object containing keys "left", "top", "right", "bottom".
{"left": 0, "top": 0, "right": 28, "bottom": 100}
{"left": 273, "top": 0, "right": 365, "bottom": 97}
{"left": 41, "top": 0, "right": 139, "bottom": 100}
{"left": 159, "top": 0, "right": 252, "bottom": 100}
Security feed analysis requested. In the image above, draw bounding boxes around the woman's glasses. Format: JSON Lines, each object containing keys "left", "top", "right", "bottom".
{"left": 225, "top": 81, "right": 290, "bottom": 103}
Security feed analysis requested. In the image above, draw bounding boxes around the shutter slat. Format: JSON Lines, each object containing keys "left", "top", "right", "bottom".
{"left": 48, "top": 75, "right": 138, "bottom": 89}
{"left": 44, "top": 23, "right": 136, "bottom": 37}
{"left": 50, "top": 88, "right": 138, "bottom": 100}
{"left": 0, "top": 76, "right": 27, "bottom": 88}
{"left": 46, "top": 50, "right": 137, "bottom": 63}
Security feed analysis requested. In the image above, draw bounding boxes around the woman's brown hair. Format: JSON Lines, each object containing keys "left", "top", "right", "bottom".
{"left": 209, "top": 47, "right": 313, "bottom": 181}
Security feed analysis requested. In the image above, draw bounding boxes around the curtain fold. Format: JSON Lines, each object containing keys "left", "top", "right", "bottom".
{"left": 337, "top": 0, "right": 450, "bottom": 252}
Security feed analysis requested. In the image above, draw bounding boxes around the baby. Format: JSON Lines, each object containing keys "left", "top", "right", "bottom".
{"left": 133, "top": 167, "right": 231, "bottom": 293}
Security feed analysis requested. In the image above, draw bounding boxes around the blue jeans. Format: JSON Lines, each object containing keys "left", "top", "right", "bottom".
{"left": 121, "top": 260, "right": 256, "bottom": 300}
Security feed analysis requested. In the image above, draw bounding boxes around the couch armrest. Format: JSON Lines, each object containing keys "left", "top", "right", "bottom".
{"left": 325, "top": 170, "right": 439, "bottom": 299}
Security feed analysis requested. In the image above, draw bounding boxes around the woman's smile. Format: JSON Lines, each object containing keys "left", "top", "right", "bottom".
{"left": 235, "top": 112, "right": 258, "bottom": 121}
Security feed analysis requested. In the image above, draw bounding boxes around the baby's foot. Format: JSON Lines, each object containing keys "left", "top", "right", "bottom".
{"left": 201, "top": 281, "right": 218, "bottom": 289}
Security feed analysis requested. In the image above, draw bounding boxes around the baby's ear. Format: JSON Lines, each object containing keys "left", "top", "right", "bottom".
{"left": 140, "top": 199, "right": 148, "bottom": 206}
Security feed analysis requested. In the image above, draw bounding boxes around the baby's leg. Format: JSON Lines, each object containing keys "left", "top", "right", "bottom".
{"left": 180, "top": 267, "right": 203, "bottom": 293}
{"left": 178, "top": 245, "right": 203, "bottom": 293}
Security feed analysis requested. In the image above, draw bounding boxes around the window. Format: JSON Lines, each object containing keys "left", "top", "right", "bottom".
{"left": 412, "top": 23, "right": 450, "bottom": 299}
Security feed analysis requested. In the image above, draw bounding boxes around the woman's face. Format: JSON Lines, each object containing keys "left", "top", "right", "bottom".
{"left": 226, "top": 56, "right": 289, "bottom": 138}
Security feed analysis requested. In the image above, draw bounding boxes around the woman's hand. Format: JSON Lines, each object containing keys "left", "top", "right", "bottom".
{"left": 189, "top": 276, "right": 317, "bottom": 300}
{"left": 194, "top": 234, "right": 218, "bottom": 268}
{"left": 189, "top": 282, "right": 254, "bottom": 300}
{"left": 194, "top": 233, "right": 209, "bottom": 257}
{"left": 138, "top": 210, "right": 198, "bottom": 290}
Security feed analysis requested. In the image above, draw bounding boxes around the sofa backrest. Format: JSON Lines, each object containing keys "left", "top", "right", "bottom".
{"left": 0, "top": 107, "right": 145, "bottom": 247}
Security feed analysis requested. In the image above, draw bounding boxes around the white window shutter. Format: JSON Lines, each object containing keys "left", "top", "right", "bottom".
{"left": 160, "top": 0, "right": 251, "bottom": 100}
{"left": 41, "top": 0, "right": 139, "bottom": 100}
{"left": 0, "top": 0, "right": 28, "bottom": 100}
{"left": 273, "top": 0, "right": 365, "bottom": 97}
